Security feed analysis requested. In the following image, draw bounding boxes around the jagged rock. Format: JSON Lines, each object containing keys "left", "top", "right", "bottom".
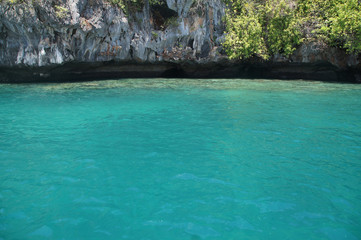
{"left": 0, "top": 0, "right": 225, "bottom": 67}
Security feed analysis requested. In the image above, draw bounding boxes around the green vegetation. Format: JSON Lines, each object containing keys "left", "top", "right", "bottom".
{"left": 54, "top": 5, "right": 69, "bottom": 18}
{"left": 164, "top": 16, "right": 179, "bottom": 28}
{"left": 108, "top": 0, "right": 138, "bottom": 11}
{"left": 151, "top": 31, "right": 159, "bottom": 39}
{"left": 223, "top": 0, "right": 361, "bottom": 60}
{"left": 0, "top": 0, "right": 24, "bottom": 3}
{"left": 107, "top": 0, "right": 165, "bottom": 11}
{"left": 0, "top": 0, "right": 27, "bottom": 5}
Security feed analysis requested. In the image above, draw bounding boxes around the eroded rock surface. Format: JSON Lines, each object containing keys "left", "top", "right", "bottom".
{"left": 0, "top": 0, "right": 225, "bottom": 67}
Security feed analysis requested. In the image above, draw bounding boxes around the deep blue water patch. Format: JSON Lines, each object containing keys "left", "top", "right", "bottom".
{"left": 1, "top": 79, "right": 361, "bottom": 239}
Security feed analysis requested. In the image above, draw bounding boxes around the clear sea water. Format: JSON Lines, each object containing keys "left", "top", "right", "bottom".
{"left": 0, "top": 79, "right": 361, "bottom": 240}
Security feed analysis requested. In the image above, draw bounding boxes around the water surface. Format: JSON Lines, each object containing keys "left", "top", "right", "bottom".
{"left": 1, "top": 79, "right": 361, "bottom": 239}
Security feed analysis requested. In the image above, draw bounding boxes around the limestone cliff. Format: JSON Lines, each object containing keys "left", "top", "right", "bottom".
{"left": 0, "top": 0, "right": 360, "bottom": 82}
{"left": 0, "top": 0, "right": 225, "bottom": 66}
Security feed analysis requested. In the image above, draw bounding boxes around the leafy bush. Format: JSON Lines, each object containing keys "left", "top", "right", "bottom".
{"left": 223, "top": 0, "right": 301, "bottom": 60}
{"left": 321, "top": 0, "right": 361, "bottom": 53}
{"left": 264, "top": 0, "right": 302, "bottom": 56}
{"left": 223, "top": 0, "right": 361, "bottom": 60}
{"left": 223, "top": 1, "right": 268, "bottom": 59}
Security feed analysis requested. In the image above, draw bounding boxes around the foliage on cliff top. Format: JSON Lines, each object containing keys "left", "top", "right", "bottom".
{"left": 223, "top": 0, "right": 361, "bottom": 60}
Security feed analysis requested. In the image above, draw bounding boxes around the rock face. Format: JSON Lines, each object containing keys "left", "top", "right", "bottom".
{"left": 0, "top": 0, "right": 225, "bottom": 66}
{"left": 0, "top": 0, "right": 360, "bottom": 82}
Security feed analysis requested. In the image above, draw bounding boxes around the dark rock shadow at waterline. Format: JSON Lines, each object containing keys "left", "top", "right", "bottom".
{"left": 0, "top": 61, "right": 360, "bottom": 83}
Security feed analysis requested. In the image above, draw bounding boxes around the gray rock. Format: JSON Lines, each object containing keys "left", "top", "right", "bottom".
{"left": 0, "top": 0, "right": 226, "bottom": 67}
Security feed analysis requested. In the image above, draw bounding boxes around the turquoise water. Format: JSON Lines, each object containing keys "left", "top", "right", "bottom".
{"left": 1, "top": 79, "right": 361, "bottom": 240}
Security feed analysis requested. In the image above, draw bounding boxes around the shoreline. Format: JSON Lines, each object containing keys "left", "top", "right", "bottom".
{"left": 1, "top": 61, "right": 360, "bottom": 84}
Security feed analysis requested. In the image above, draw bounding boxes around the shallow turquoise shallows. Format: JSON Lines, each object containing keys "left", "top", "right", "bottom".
{"left": 1, "top": 79, "right": 361, "bottom": 240}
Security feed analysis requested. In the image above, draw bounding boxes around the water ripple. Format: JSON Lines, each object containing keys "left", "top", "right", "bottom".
{"left": 174, "top": 173, "right": 236, "bottom": 187}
